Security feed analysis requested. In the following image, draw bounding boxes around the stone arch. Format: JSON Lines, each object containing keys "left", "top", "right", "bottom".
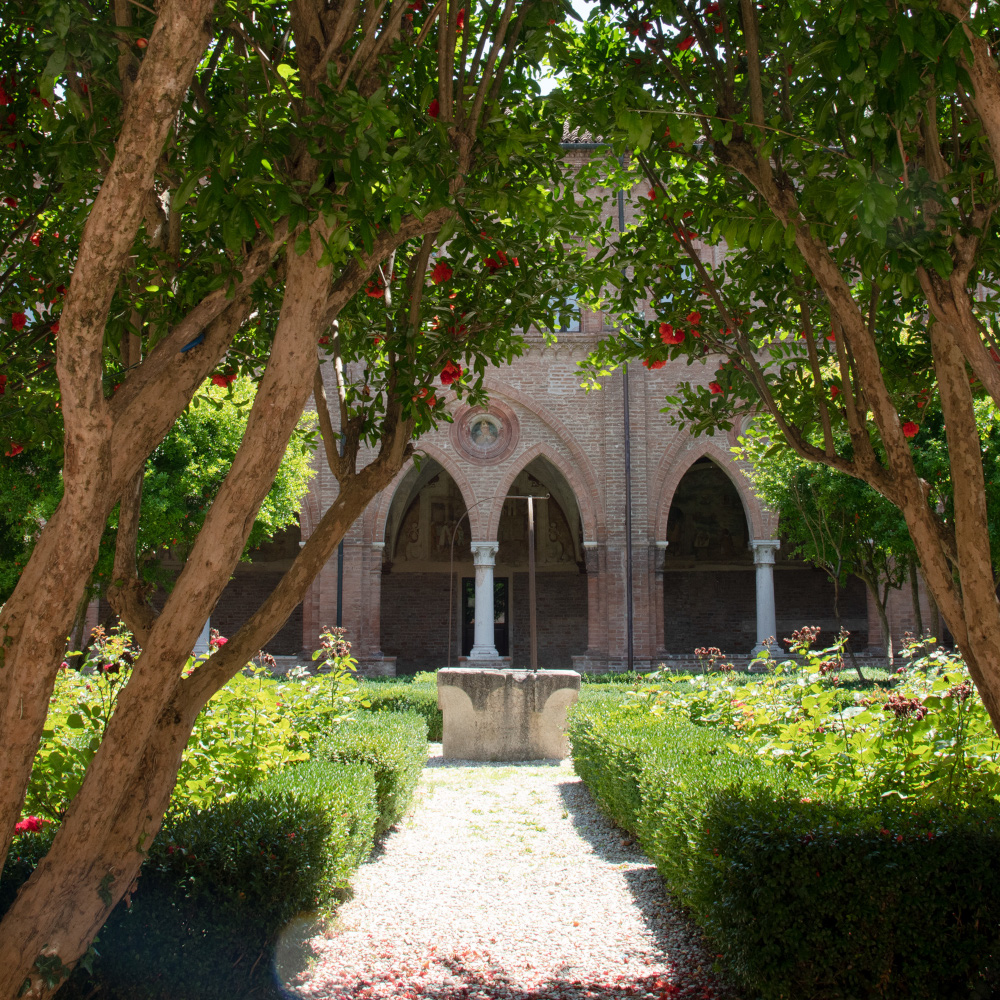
{"left": 486, "top": 440, "right": 597, "bottom": 545}
{"left": 483, "top": 377, "right": 607, "bottom": 537}
{"left": 298, "top": 479, "right": 323, "bottom": 539}
{"left": 653, "top": 438, "right": 768, "bottom": 543}
{"left": 366, "top": 441, "right": 480, "bottom": 546}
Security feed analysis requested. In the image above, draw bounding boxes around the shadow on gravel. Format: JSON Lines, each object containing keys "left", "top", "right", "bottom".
{"left": 277, "top": 968, "right": 728, "bottom": 1000}
{"left": 425, "top": 757, "right": 563, "bottom": 769}
{"left": 552, "top": 778, "right": 732, "bottom": 997}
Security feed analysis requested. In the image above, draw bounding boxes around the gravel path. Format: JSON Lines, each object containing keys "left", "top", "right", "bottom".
{"left": 279, "top": 746, "right": 739, "bottom": 1000}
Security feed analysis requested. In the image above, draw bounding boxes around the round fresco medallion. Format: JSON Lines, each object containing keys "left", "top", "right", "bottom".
{"left": 451, "top": 402, "right": 519, "bottom": 465}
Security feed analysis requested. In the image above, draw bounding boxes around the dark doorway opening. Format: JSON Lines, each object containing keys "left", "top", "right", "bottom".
{"left": 461, "top": 577, "right": 509, "bottom": 656}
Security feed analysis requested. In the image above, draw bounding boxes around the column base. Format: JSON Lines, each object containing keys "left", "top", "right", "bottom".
{"left": 458, "top": 655, "right": 512, "bottom": 669}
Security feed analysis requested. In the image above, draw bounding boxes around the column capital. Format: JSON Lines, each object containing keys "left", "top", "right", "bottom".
{"left": 749, "top": 538, "right": 780, "bottom": 565}
{"left": 470, "top": 541, "right": 499, "bottom": 566}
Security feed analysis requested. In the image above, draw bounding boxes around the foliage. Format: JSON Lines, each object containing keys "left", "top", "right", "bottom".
{"left": 317, "top": 711, "right": 428, "bottom": 837}
{"left": 636, "top": 635, "right": 1000, "bottom": 808}
{"left": 23, "top": 621, "right": 368, "bottom": 820}
{"left": 569, "top": 696, "right": 1000, "bottom": 999}
{"left": 4, "top": 761, "right": 378, "bottom": 1000}
{"left": 0, "top": 378, "right": 315, "bottom": 604}
{"left": 553, "top": 0, "right": 1000, "bottom": 735}
{"left": 360, "top": 680, "right": 444, "bottom": 742}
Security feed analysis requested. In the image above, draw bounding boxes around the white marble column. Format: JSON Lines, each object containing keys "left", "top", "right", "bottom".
{"left": 750, "top": 539, "right": 780, "bottom": 653}
{"left": 469, "top": 541, "right": 500, "bottom": 659}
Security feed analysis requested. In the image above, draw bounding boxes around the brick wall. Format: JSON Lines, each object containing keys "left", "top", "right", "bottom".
{"left": 212, "top": 569, "right": 304, "bottom": 655}
{"left": 663, "top": 566, "right": 869, "bottom": 655}
{"left": 511, "top": 571, "right": 589, "bottom": 669}
{"left": 380, "top": 571, "right": 454, "bottom": 673}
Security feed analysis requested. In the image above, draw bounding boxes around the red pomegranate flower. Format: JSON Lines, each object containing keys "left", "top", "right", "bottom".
{"left": 431, "top": 260, "right": 452, "bottom": 285}
{"left": 902, "top": 421, "right": 919, "bottom": 438}
{"left": 686, "top": 311, "right": 701, "bottom": 325}
{"left": 366, "top": 279, "right": 385, "bottom": 298}
{"left": 428, "top": 98, "right": 440, "bottom": 118}
{"left": 29, "top": 231, "right": 40, "bottom": 246}
{"left": 3, "top": 196, "right": 15, "bottom": 207}
{"left": 659, "top": 323, "right": 684, "bottom": 345}
{"left": 5, "top": 441, "right": 24, "bottom": 457}
{"left": 643, "top": 358, "right": 667, "bottom": 370}
{"left": 678, "top": 35, "right": 695, "bottom": 50}
{"left": 440, "top": 360, "right": 463, "bottom": 385}
{"left": 456, "top": 8, "right": 465, "bottom": 29}
{"left": 830, "top": 385, "right": 841, "bottom": 398}
{"left": 709, "top": 381, "right": 723, "bottom": 394}
{"left": 11, "top": 312, "right": 26, "bottom": 330}
{"left": 14, "top": 816, "right": 43, "bottom": 834}
{"left": 136, "top": 37, "right": 148, "bottom": 48}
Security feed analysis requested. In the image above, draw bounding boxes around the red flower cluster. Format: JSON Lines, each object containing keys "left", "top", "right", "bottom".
{"left": 14, "top": 815, "right": 47, "bottom": 834}
{"left": 366, "top": 278, "right": 385, "bottom": 298}
{"left": 456, "top": 8, "right": 465, "bottom": 30}
{"left": 209, "top": 633, "right": 228, "bottom": 650}
{"left": 428, "top": 98, "right": 440, "bottom": 118}
{"left": 5, "top": 441, "right": 23, "bottom": 457}
{"left": 29, "top": 230, "right": 40, "bottom": 246}
{"left": 642, "top": 357, "right": 666, "bottom": 370}
{"left": 883, "top": 693, "right": 928, "bottom": 720}
{"left": 677, "top": 34, "right": 695, "bottom": 51}
{"left": 211, "top": 371, "right": 237, "bottom": 389}
{"left": 440, "top": 360, "right": 463, "bottom": 385}
{"left": 412, "top": 386, "right": 438, "bottom": 407}
{"left": 0, "top": 374, "right": 6, "bottom": 395}
{"left": 11, "top": 311, "right": 26, "bottom": 330}
{"left": 431, "top": 260, "right": 452, "bottom": 285}
{"left": 659, "top": 322, "right": 684, "bottom": 345}
{"left": 709, "top": 381, "right": 723, "bottom": 395}
{"left": 483, "top": 250, "right": 518, "bottom": 273}
{"left": 901, "top": 421, "right": 919, "bottom": 438}
{"left": 2, "top": 196, "right": 15, "bottom": 207}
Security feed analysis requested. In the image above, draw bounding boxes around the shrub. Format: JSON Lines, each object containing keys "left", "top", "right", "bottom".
{"left": 360, "top": 681, "right": 443, "bottom": 741}
{"left": 317, "top": 711, "right": 427, "bottom": 836}
{"left": 569, "top": 704, "right": 1000, "bottom": 1000}
{"left": 2, "top": 762, "right": 378, "bottom": 1000}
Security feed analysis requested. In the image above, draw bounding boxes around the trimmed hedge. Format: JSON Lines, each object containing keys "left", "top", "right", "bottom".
{"left": 360, "top": 681, "right": 443, "bottom": 741}
{"left": 569, "top": 705, "right": 1000, "bottom": 1000}
{"left": 2, "top": 763, "right": 379, "bottom": 1000}
{"left": 318, "top": 710, "right": 428, "bottom": 836}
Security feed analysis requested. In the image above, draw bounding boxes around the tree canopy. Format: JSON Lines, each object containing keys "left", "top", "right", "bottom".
{"left": 557, "top": 0, "right": 1000, "bottom": 733}
{"left": 0, "top": 1, "right": 606, "bottom": 993}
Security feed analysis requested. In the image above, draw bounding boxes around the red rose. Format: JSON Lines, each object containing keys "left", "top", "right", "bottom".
{"left": 902, "top": 421, "right": 919, "bottom": 438}
{"left": 14, "top": 816, "right": 43, "bottom": 834}
{"left": 431, "top": 260, "right": 452, "bottom": 285}
{"left": 11, "top": 312, "right": 26, "bottom": 330}
{"left": 709, "top": 381, "right": 723, "bottom": 394}
{"left": 440, "top": 360, "right": 463, "bottom": 385}
{"left": 428, "top": 98, "right": 440, "bottom": 118}
{"left": 678, "top": 35, "right": 695, "bottom": 50}
{"left": 5, "top": 442, "right": 24, "bottom": 457}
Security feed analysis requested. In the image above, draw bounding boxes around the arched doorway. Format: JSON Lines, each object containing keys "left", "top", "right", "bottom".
{"left": 380, "top": 460, "right": 471, "bottom": 673}
{"left": 499, "top": 457, "right": 587, "bottom": 669}
{"left": 663, "top": 457, "right": 756, "bottom": 652}
{"left": 663, "top": 457, "right": 869, "bottom": 654}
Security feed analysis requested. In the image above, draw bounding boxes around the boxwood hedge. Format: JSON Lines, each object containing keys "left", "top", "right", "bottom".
{"left": 569, "top": 704, "right": 1000, "bottom": 1000}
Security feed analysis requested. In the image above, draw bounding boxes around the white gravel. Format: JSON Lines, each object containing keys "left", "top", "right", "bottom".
{"left": 278, "top": 745, "right": 740, "bottom": 1000}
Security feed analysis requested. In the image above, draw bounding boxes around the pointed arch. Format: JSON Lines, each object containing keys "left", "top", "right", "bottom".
{"left": 485, "top": 440, "right": 597, "bottom": 543}
{"left": 653, "top": 439, "right": 769, "bottom": 542}
{"left": 483, "top": 377, "right": 607, "bottom": 537}
{"left": 365, "top": 441, "right": 481, "bottom": 546}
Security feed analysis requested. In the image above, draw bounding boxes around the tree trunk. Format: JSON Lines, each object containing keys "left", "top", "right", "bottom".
{"left": 864, "top": 578, "right": 893, "bottom": 670}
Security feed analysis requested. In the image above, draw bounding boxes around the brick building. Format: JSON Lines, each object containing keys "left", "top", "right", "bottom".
{"left": 214, "top": 149, "right": 931, "bottom": 673}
